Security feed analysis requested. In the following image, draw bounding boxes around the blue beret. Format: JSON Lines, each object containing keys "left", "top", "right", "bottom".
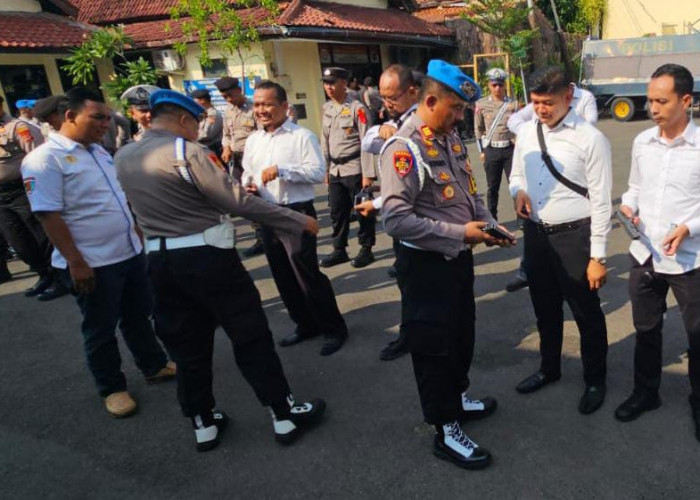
{"left": 149, "top": 89, "right": 205, "bottom": 119}
{"left": 426, "top": 59, "right": 481, "bottom": 103}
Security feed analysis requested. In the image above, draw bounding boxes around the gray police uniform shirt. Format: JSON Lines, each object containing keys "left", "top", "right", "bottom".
{"left": 380, "top": 113, "right": 495, "bottom": 258}
{"left": 474, "top": 96, "right": 517, "bottom": 147}
{"left": 222, "top": 101, "right": 257, "bottom": 153}
{"left": 1, "top": 114, "right": 44, "bottom": 183}
{"left": 198, "top": 107, "right": 223, "bottom": 148}
{"left": 321, "top": 96, "right": 374, "bottom": 178}
{"left": 114, "top": 129, "right": 308, "bottom": 239}
{"left": 21, "top": 132, "right": 142, "bottom": 269}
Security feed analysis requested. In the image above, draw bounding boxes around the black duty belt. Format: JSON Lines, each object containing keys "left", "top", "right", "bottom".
{"left": 527, "top": 217, "right": 591, "bottom": 235}
{"left": 0, "top": 179, "right": 24, "bottom": 193}
{"left": 330, "top": 151, "right": 361, "bottom": 165}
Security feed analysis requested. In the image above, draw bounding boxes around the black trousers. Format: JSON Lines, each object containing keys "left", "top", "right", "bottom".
{"left": 629, "top": 257, "right": 700, "bottom": 409}
{"left": 396, "top": 246, "right": 475, "bottom": 425}
{"left": 483, "top": 145, "right": 513, "bottom": 221}
{"left": 328, "top": 173, "right": 375, "bottom": 250}
{"left": 0, "top": 181, "right": 52, "bottom": 275}
{"left": 524, "top": 220, "right": 608, "bottom": 385}
{"left": 260, "top": 200, "right": 347, "bottom": 339}
{"left": 148, "top": 245, "right": 291, "bottom": 417}
{"left": 230, "top": 151, "right": 244, "bottom": 182}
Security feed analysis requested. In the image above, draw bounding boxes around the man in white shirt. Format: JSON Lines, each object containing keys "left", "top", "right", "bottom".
{"left": 505, "top": 83, "right": 599, "bottom": 293}
{"left": 21, "top": 87, "right": 175, "bottom": 418}
{"left": 243, "top": 81, "right": 348, "bottom": 356}
{"left": 614, "top": 64, "right": 700, "bottom": 441}
{"left": 509, "top": 66, "right": 612, "bottom": 414}
{"left": 507, "top": 84, "right": 598, "bottom": 135}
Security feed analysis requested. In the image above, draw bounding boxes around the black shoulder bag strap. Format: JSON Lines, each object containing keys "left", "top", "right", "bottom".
{"left": 536, "top": 121, "right": 588, "bottom": 198}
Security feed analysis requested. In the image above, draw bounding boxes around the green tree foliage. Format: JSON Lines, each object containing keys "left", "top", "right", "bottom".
{"left": 536, "top": 0, "right": 605, "bottom": 35}
{"left": 62, "top": 26, "right": 158, "bottom": 105}
{"left": 168, "top": 0, "right": 279, "bottom": 77}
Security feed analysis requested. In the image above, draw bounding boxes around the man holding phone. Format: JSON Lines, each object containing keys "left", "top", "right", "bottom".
{"left": 509, "top": 66, "right": 612, "bottom": 415}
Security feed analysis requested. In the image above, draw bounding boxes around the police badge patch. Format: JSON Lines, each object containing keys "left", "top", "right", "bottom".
{"left": 461, "top": 81, "right": 479, "bottom": 100}
{"left": 23, "top": 176, "right": 35, "bottom": 195}
{"left": 393, "top": 151, "right": 413, "bottom": 178}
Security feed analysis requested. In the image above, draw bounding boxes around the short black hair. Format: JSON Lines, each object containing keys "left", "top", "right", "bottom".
{"left": 383, "top": 64, "right": 415, "bottom": 90}
{"left": 151, "top": 102, "right": 189, "bottom": 120}
{"left": 528, "top": 66, "right": 571, "bottom": 95}
{"left": 254, "top": 80, "right": 287, "bottom": 103}
{"left": 59, "top": 87, "right": 104, "bottom": 115}
{"left": 418, "top": 77, "right": 453, "bottom": 101}
{"left": 651, "top": 63, "right": 694, "bottom": 98}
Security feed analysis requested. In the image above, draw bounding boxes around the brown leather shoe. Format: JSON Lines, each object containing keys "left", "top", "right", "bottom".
{"left": 146, "top": 361, "right": 177, "bottom": 384}
{"left": 104, "top": 391, "right": 137, "bottom": 418}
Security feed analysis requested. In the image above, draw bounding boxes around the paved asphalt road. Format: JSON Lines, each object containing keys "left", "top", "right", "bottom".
{"left": 2, "top": 118, "right": 698, "bottom": 499}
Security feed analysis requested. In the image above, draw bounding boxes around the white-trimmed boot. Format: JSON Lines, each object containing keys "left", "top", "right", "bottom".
{"left": 269, "top": 394, "right": 326, "bottom": 445}
{"left": 433, "top": 420, "right": 491, "bottom": 470}
{"left": 192, "top": 410, "right": 229, "bottom": 452}
{"left": 460, "top": 392, "right": 498, "bottom": 421}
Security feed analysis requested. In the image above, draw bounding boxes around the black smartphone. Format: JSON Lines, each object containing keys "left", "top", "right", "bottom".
{"left": 483, "top": 223, "right": 515, "bottom": 242}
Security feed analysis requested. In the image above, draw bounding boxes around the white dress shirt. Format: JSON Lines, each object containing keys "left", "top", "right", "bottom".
{"left": 362, "top": 105, "right": 417, "bottom": 155}
{"left": 621, "top": 120, "right": 700, "bottom": 274}
{"left": 21, "top": 132, "right": 142, "bottom": 269}
{"left": 507, "top": 86, "right": 598, "bottom": 135}
{"left": 509, "top": 109, "right": 612, "bottom": 258}
{"left": 242, "top": 118, "right": 325, "bottom": 205}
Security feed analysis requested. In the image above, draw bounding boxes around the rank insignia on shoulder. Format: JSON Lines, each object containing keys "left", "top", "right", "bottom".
{"left": 357, "top": 108, "right": 367, "bottom": 124}
{"left": 393, "top": 151, "right": 413, "bottom": 178}
{"left": 420, "top": 126, "right": 434, "bottom": 141}
{"left": 23, "top": 176, "right": 35, "bottom": 194}
{"left": 64, "top": 155, "right": 77, "bottom": 164}
{"left": 468, "top": 173, "right": 478, "bottom": 195}
{"left": 422, "top": 139, "right": 434, "bottom": 147}
{"left": 438, "top": 171, "right": 451, "bottom": 182}
{"left": 442, "top": 185, "right": 455, "bottom": 200}
{"left": 208, "top": 152, "right": 226, "bottom": 172}
{"left": 452, "top": 144, "right": 462, "bottom": 153}
{"left": 427, "top": 148, "right": 439, "bottom": 158}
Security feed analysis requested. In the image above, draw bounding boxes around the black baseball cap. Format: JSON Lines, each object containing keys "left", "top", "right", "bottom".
{"left": 322, "top": 67, "right": 349, "bottom": 83}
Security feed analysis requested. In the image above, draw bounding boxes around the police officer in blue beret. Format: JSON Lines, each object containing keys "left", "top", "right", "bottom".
{"left": 379, "top": 60, "right": 516, "bottom": 469}
{"left": 114, "top": 89, "right": 327, "bottom": 452}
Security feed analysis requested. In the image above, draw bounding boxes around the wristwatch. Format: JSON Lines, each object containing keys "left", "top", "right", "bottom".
{"left": 590, "top": 257, "right": 607, "bottom": 265}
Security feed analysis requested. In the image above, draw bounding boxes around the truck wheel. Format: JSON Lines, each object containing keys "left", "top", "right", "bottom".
{"left": 611, "top": 97, "right": 635, "bottom": 122}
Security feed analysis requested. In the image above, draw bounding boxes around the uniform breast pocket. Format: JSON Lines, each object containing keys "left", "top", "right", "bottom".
{"left": 670, "top": 151, "right": 700, "bottom": 193}
{"left": 431, "top": 169, "right": 462, "bottom": 207}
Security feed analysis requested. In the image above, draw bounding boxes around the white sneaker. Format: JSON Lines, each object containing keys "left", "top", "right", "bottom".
{"left": 433, "top": 421, "right": 492, "bottom": 470}
{"left": 269, "top": 394, "right": 326, "bottom": 445}
{"left": 192, "top": 410, "right": 228, "bottom": 452}
{"left": 460, "top": 392, "right": 497, "bottom": 420}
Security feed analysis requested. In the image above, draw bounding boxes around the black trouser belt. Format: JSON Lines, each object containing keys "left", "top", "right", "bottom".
{"left": 526, "top": 217, "right": 591, "bottom": 235}
{"left": 330, "top": 151, "right": 361, "bottom": 165}
{"left": 0, "top": 179, "right": 24, "bottom": 193}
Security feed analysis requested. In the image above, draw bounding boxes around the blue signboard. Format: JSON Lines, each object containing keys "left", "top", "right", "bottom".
{"left": 183, "top": 76, "right": 261, "bottom": 113}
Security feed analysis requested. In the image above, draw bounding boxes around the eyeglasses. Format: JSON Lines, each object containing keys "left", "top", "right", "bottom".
{"left": 381, "top": 88, "right": 410, "bottom": 105}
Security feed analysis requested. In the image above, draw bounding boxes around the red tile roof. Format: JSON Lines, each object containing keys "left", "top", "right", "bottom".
{"left": 414, "top": 5, "right": 473, "bottom": 23}
{"left": 74, "top": 0, "right": 180, "bottom": 24}
{"left": 0, "top": 11, "right": 94, "bottom": 49}
{"left": 281, "top": 1, "right": 452, "bottom": 36}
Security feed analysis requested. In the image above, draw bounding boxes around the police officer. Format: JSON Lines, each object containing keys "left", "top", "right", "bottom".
{"left": 215, "top": 76, "right": 264, "bottom": 257}
{"left": 120, "top": 85, "right": 160, "bottom": 141}
{"left": 34, "top": 95, "right": 67, "bottom": 133}
{"left": 114, "top": 89, "right": 326, "bottom": 452}
{"left": 380, "top": 60, "right": 514, "bottom": 470}
{"left": 191, "top": 88, "right": 223, "bottom": 157}
{"left": 320, "top": 67, "right": 376, "bottom": 268}
{"left": 0, "top": 99, "right": 54, "bottom": 297}
{"left": 474, "top": 68, "right": 518, "bottom": 221}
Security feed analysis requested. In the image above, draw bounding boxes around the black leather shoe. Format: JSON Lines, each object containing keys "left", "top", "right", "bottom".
{"left": 691, "top": 405, "right": 700, "bottom": 442}
{"left": 614, "top": 391, "right": 661, "bottom": 422}
{"left": 24, "top": 274, "right": 53, "bottom": 297}
{"left": 350, "top": 247, "right": 374, "bottom": 268}
{"left": 0, "top": 266, "right": 11, "bottom": 285}
{"left": 579, "top": 384, "right": 606, "bottom": 415}
{"left": 516, "top": 371, "right": 561, "bottom": 394}
{"left": 320, "top": 334, "right": 347, "bottom": 356}
{"left": 505, "top": 272, "right": 528, "bottom": 292}
{"left": 278, "top": 330, "right": 319, "bottom": 347}
{"left": 319, "top": 249, "right": 349, "bottom": 268}
{"left": 460, "top": 394, "right": 498, "bottom": 421}
{"left": 433, "top": 423, "right": 491, "bottom": 470}
{"left": 379, "top": 338, "right": 407, "bottom": 361}
{"left": 37, "top": 281, "right": 70, "bottom": 301}
{"left": 242, "top": 239, "right": 265, "bottom": 258}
